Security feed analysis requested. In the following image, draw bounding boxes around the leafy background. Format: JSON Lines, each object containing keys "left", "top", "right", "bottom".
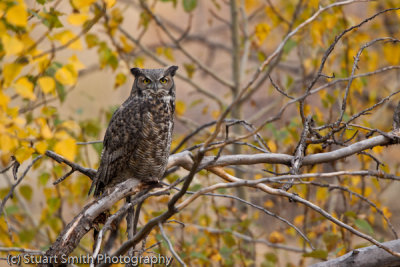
{"left": 0, "top": 0, "right": 400, "bottom": 266}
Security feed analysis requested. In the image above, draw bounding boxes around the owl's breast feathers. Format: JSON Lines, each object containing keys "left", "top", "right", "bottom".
{"left": 89, "top": 95, "right": 175, "bottom": 196}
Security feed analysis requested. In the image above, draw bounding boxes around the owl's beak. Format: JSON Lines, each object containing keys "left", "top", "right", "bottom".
{"left": 147, "top": 83, "right": 157, "bottom": 91}
{"left": 154, "top": 83, "right": 164, "bottom": 91}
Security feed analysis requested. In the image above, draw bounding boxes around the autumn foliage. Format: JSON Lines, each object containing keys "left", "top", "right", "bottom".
{"left": 1, "top": 0, "right": 400, "bottom": 266}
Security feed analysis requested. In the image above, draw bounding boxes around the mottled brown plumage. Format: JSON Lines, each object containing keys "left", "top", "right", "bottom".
{"left": 89, "top": 66, "right": 178, "bottom": 197}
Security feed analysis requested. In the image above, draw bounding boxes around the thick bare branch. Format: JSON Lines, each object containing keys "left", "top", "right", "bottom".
{"left": 310, "top": 239, "right": 400, "bottom": 267}
{"left": 39, "top": 180, "right": 168, "bottom": 266}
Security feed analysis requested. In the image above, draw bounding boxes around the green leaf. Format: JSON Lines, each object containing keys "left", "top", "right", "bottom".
{"left": 0, "top": 188, "right": 10, "bottom": 199}
{"left": 189, "top": 98, "right": 203, "bottom": 108}
{"left": 47, "top": 197, "right": 61, "bottom": 213}
{"left": 303, "top": 250, "right": 328, "bottom": 260}
{"left": 80, "top": 119, "right": 101, "bottom": 137}
{"left": 161, "top": 0, "right": 177, "bottom": 7}
{"left": 344, "top": 210, "right": 357, "bottom": 218}
{"left": 190, "top": 183, "right": 201, "bottom": 191}
{"left": 217, "top": 188, "right": 227, "bottom": 194}
{"left": 283, "top": 39, "right": 297, "bottom": 54}
{"left": 85, "top": 34, "right": 99, "bottom": 48}
{"left": 19, "top": 229, "right": 36, "bottom": 243}
{"left": 45, "top": 61, "right": 63, "bottom": 77}
{"left": 5, "top": 205, "right": 19, "bottom": 215}
{"left": 39, "top": 172, "right": 50, "bottom": 186}
{"left": 19, "top": 185, "right": 33, "bottom": 201}
{"left": 183, "top": 0, "right": 197, "bottom": 12}
{"left": 184, "top": 63, "right": 196, "bottom": 78}
{"left": 222, "top": 233, "right": 236, "bottom": 247}
{"left": 55, "top": 81, "right": 66, "bottom": 102}
{"left": 151, "top": 210, "right": 164, "bottom": 217}
{"left": 354, "top": 219, "right": 374, "bottom": 235}
{"left": 264, "top": 252, "right": 278, "bottom": 263}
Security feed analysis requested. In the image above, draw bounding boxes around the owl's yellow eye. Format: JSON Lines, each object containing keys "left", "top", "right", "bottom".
{"left": 160, "top": 77, "right": 168, "bottom": 84}
{"left": 143, "top": 78, "right": 151, "bottom": 84}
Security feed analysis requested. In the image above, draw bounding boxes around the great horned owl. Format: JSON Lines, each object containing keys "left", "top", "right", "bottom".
{"left": 89, "top": 66, "right": 178, "bottom": 197}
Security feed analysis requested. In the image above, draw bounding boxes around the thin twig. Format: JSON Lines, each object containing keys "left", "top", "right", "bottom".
{"left": 0, "top": 156, "right": 42, "bottom": 218}
{"left": 158, "top": 222, "right": 185, "bottom": 266}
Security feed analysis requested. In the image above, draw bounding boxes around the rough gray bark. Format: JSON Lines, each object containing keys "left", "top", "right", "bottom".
{"left": 38, "top": 179, "right": 142, "bottom": 267}
{"left": 310, "top": 239, "right": 400, "bottom": 267}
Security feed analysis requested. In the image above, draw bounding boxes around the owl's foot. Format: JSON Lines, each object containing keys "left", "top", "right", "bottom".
{"left": 143, "top": 179, "right": 163, "bottom": 188}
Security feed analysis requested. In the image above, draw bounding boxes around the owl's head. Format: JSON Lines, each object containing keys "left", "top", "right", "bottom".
{"left": 130, "top": 66, "right": 178, "bottom": 98}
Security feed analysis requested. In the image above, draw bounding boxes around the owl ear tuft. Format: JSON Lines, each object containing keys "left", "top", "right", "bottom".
{"left": 165, "top": 65, "right": 178, "bottom": 77}
{"left": 130, "top": 68, "right": 142, "bottom": 77}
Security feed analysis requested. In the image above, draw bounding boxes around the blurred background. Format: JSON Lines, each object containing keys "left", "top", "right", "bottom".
{"left": 1, "top": 0, "right": 400, "bottom": 266}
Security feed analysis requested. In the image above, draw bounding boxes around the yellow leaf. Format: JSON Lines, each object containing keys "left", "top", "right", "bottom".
{"left": 263, "top": 200, "right": 274, "bottom": 208}
{"left": 0, "top": 21, "right": 6, "bottom": 37}
{"left": 316, "top": 187, "right": 328, "bottom": 203}
{"left": 14, "top": 147, "right": 34, "bottom": 163}
{"left": 103, "top": 0, "right": 116, "bottom": 8}
{"left": 72, "top": 0, "right": 97, "bottom": 9}
{"left": 36, "top": 118, "right": 53, "bottom": 139}
{"left": 120, "top": 35, "right": 134, "bottom": 53}
{"left": 53, "top": 30, "right": 82, "bottom": 50}
{"left": 294, "top": 215, "right": 304, "bottom": 226}
{"left": 308, "top": 0, "right": 319, "bottom": 8}
{"left": 368, "top": 213, "right": 375, "bottom": 225}
{"left": 0, "top": 3, "right": 7, "bottom": 18}
{"left": 35, "top": 141, "right": 48, "bottom": 154}
{"left": 13, "top": 77, "right": 36, "bottom": 100}
{"left": 114, "top": 73, "right": 127, "bottom": 88}
{"left": 245, "top": 0, "right": 260, "bottom": 11}
{"left": 5, "top": 3, "right": 28, "bottom": 27}
{"left": 1, "top": 35, "right": 24, "bottom": 56}
{"left": 264, "top": 6, "right": 280, "bottom": 26}
{"left": 0, "top": 91, "right": 10, "bottom": 110}
{"left": 38, "top": 76, "right": 56, "bottom": 94}
{"left": 383, "top": 206, "right": 392, "bottom": 219}
{"left": 311, "top": 21, "right": 324, "bottom": 47}
{"left": 0, "top": 134, "right": 17, "bottom": 153}
{"left": 54, "top": 138, "right": 77, "bottom": 161}
{"left": 255, "top": 23, "right": 271, "bottom": 45}
{"left": 254, "top": 174, "right": 263, "bottom": 179}
{"left": 372, "top": 145, "right": 383, "bottom": 154}
{"left": 67, "top": 13, "right": 88, "bottom": 26}
{"left": 367, "top": 51, "right": 378, "bottom": 72}
{"left": 211, "top": 110, "right": 220, "bottom": 119}
{"left": 68, "top": 55, "right": 85, "bottom": 71}
{"left": 60, "top": 120, "right": 80, "bottom": 134}
{"left": 14, "top": 116, "right": 25, "bottom": 126}
{"left": 364, "top": 186, "right": 372, "bottom": 197}
{"left": 3, "top": 63, "right": 23, "bottom": 87}
{"left": 54, "top": 130, "right": 69, "bottom": 140}
{"left": 383, "top": 43, "right": 400, "bottom": 65}
{"left": 55, "top": 65, "right": 77, "bottom": 85}
{"left": 268, "top": 231, "right": 285, "bottom": 243}
{"left": 35, "top": 56, "right": 50, "bottom": 73}
{"left": 176, "top": 100, "right": 186, "bottom": 116}
{"left": 19, "top": 33, "right": 35, "bottom": 54}
{"left": 267, "top": 140, "right": 277, "bottom": 152}
{"left": 210, "top": 252, "right": 222, "bottom": 262}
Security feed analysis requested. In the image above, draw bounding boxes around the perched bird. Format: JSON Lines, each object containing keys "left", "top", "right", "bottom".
{"left": 89, "top": 66, "right": 178, "bottom": 197}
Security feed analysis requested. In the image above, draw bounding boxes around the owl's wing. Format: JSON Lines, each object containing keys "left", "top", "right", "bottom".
{"left": 88, "top": 100, "right": 139, "bottom": 196}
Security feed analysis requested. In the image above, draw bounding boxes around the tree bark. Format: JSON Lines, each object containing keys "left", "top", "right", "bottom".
{"left": 310, "top": 239, "right": 400, "bottom": 267}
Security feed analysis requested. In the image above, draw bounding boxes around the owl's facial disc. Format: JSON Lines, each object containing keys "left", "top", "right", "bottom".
{"left": 137, "top": 75, "right": 170, "bottom": 96}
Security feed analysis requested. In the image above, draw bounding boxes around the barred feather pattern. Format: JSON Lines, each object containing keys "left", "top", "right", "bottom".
{"left": 89, "top": 66, "right": 177, "bottom": 197}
